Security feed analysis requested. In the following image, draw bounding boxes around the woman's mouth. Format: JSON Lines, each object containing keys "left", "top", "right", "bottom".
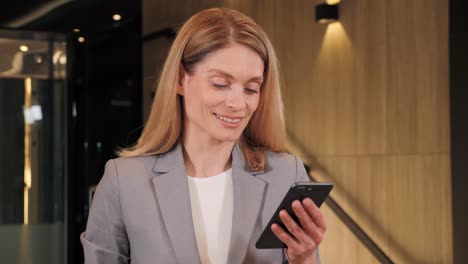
{"left": 214, "top": 113, "right": 242, "bottom": 124}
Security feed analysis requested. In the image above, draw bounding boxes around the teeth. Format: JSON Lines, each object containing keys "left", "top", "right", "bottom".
{"left": 215, "top": 114, "right": 241, "bottom": 124}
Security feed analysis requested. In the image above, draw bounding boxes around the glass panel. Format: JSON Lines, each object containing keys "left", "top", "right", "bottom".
{"left": 0, "top": 35, "right": 66, "bottom": 264}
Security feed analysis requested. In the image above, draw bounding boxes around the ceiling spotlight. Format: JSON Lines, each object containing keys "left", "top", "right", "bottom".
{"left": 19, "top": 45, "right": 29, "bottom": 52}
{"left": 34, "top": 55, "right": 43, "bottom": 64}
{"left": 316, "top": 3, "right": 339, "bottom": 24}
{"left": 112, "top": 14, "right": 122, "bottom": 21}
{"left": 78, "top": 37, "right": 85, "bottom": 43}
{"left": 73, "top": 28, "right": 80, "bottom": 33}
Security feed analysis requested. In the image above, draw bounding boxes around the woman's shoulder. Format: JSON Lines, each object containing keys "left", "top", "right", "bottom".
{"left": 259, "top": 150, "right": 309, "bottom": 185}
{"left": 264, "top": 150, "right": 304, "bottom": 170}
{"left": 105, "top": 155, "right": 158, "bottom": 179}
{"left": 111, "top": 154, "right": 157, "bottom": 167}
{"left": 264, "top": 150, "right": 299, "bottom": 163}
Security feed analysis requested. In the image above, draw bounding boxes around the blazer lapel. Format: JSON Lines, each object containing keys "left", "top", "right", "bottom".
{"left": 227, "top": 145, "right": 267, "bottom": 264}
{"left": 151, "top": 143, "right": 201, "bottom": 264}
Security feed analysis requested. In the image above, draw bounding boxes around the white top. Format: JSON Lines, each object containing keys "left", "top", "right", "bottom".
{"left": 187, "top": 169, "right": 233, "bottom": 264}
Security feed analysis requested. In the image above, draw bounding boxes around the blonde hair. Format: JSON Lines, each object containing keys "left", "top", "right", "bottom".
{"left": 119, "top": 8, "right": 286, "bottom": 170}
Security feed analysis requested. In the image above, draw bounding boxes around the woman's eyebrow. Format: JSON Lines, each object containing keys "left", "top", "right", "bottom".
{"left": 207, "top": 69, "right": 263, "bottom": 83}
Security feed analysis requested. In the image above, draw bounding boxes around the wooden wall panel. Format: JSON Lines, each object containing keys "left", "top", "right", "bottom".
{"left": 225, "top": 0, "right": 452, "bottom": 263}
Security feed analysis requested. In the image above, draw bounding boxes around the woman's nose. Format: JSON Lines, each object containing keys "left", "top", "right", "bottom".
{"left": 226, "top": 87, "right": 246, "bottom": 110}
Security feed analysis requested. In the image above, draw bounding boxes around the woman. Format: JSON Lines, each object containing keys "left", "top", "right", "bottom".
{"left": 81, "top": 8, "right": 326, "bottom": 264}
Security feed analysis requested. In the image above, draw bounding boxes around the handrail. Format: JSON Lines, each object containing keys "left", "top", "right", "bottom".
{"left": 286, "top": 137, "right": 393, "bottom": 264}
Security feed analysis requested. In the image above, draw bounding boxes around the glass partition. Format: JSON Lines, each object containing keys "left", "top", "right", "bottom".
{"left": 0, "top": 31, "right": 67, "bottom": 264}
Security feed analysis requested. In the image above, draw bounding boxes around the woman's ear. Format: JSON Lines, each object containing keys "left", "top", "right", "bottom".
{"left": 177, "top": 63, "right": 186, "bottom": 96}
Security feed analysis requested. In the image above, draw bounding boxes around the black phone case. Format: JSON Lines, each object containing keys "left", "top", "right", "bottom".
{"left": 255, "top": 182, "right": 333, "bottom": 249}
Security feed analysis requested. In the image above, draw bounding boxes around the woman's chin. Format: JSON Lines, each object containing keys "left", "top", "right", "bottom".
{"left": 213, "top": 133, "right": 241, "bottom": 143}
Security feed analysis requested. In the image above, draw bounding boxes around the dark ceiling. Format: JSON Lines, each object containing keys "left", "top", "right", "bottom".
{"left": 0, "top": 0, "right": 50, "bottom": 26}
{"left": 0, "top": 0, "right": 140, "bottom": 34}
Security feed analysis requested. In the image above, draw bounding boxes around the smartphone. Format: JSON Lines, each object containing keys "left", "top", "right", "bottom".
{"left": 255, "top": 182, "right": 333, "bottom": 249}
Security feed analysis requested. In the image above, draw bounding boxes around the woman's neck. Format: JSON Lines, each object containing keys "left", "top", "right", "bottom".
{"left": 182, "top": 135, "right": 235, "bottom": 178}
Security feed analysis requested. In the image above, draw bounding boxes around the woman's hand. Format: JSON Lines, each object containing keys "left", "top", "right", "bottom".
{"left": 271, "top": 198, "right": 326, "bottom": 264}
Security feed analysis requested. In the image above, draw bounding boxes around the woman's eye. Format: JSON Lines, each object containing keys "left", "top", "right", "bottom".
{"left": 213, "top": 83, "right": 229, "bottom": 89}
{"left": 244, "top": 88, "right": 259, "bottom": 94}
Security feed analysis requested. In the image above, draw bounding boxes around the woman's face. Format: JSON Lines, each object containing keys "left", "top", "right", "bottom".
{"left": 178, "top": 43, "right": 264, "bottom": 144}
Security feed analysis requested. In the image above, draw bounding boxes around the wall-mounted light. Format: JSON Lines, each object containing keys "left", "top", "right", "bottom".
{"left": 19, "top": 45, "right": 29, "bottom": 52}
{"left": 316, "top": 3, "right": 339, "bottom": 24}
{"left": 112, "top": 14, "right": 122, "bottom": 21}
{"left": 78, "top": 36, "right": 85, "bottom": 43}
{"left": 73, "top": 28, "right": 80, "bottom": 33}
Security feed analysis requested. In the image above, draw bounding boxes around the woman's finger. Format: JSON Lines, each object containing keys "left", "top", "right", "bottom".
{"left": 279, "top": 209, "right": 317, "bottom": 248}
{"left": 271, "top": 223, "right": 300, "bottom": 249}
{"left": 279, "top": 209, "right": 305, "bottom": 240}
{"left": 291, "top": 200, "right": 318, "bottom": 235}
{"left": 302, "top": 198, "right": 327, "bottom": 231}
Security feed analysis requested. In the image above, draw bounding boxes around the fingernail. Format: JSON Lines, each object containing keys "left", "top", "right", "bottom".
{"left": 280, "top": 210, "right": 288, "bottom": 217}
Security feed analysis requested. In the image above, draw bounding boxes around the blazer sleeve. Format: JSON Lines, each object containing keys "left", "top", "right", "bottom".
{"left": 291, "top": 156, "right": 322, "bottom": 264}
{"left": 81, "top": 159, "right": 130, "bottom": 264}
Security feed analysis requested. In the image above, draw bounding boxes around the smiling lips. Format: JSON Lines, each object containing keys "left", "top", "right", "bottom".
{"left": 214, "top": 113, "right": 243, "bottom": 127}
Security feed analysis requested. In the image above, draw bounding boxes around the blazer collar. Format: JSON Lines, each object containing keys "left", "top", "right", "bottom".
{"left": 151, "top": 143, "right": 200, "bottom": 263}
{"left": 152, "top": 142, "right": 267, "bottom": 264}
{"left": 228, "top": 144, "right": 267, "bottom": 263}
{"left": 231, "top": 143, "right": 265, "bottom": 175}
{"left": 152, "top": 143, "right": 184, "bottom": 173}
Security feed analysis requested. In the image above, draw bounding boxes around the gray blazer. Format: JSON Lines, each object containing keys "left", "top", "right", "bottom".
{"left": 81, "top": 143, "right": 320, "bottom": 264}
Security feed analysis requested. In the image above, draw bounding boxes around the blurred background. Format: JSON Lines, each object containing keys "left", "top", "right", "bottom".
{"left": 0, "top": 0, "right": 466, "bottom": 263}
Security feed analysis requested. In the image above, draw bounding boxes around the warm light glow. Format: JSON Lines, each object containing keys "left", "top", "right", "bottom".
{"left": 24, "top": 77, "right": 32, "bottom": 225}
{"left": 34, "top": 55, "right": 42, "bottom": 64}
{"left": 112, "top": 14, "right": 121, "bottom": 21}
{"left": 20, "top": 45, "right": 29, "bottom": 52}
{"left": 323, "top": 22, "right": 348, "bottom": 42}
{"left": 315, "top": 21, "right": 352, "bottom": 82}
{"left": 73, "top": 28, "right": 80, "bottom": 33}
{"left": 59, "top": 56, "right": 67, "bottom": 65}
{"left": 78, "top": 36, "right": 85, "bottom": 43}
{"left": 24, "top": 189, "right": 29, "bottom": 225}
{"left": 326, "top": 0, "right": 340, "bottom": 4}
{"left": 318, "top": 18, "right": 338, "bottom": 24}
